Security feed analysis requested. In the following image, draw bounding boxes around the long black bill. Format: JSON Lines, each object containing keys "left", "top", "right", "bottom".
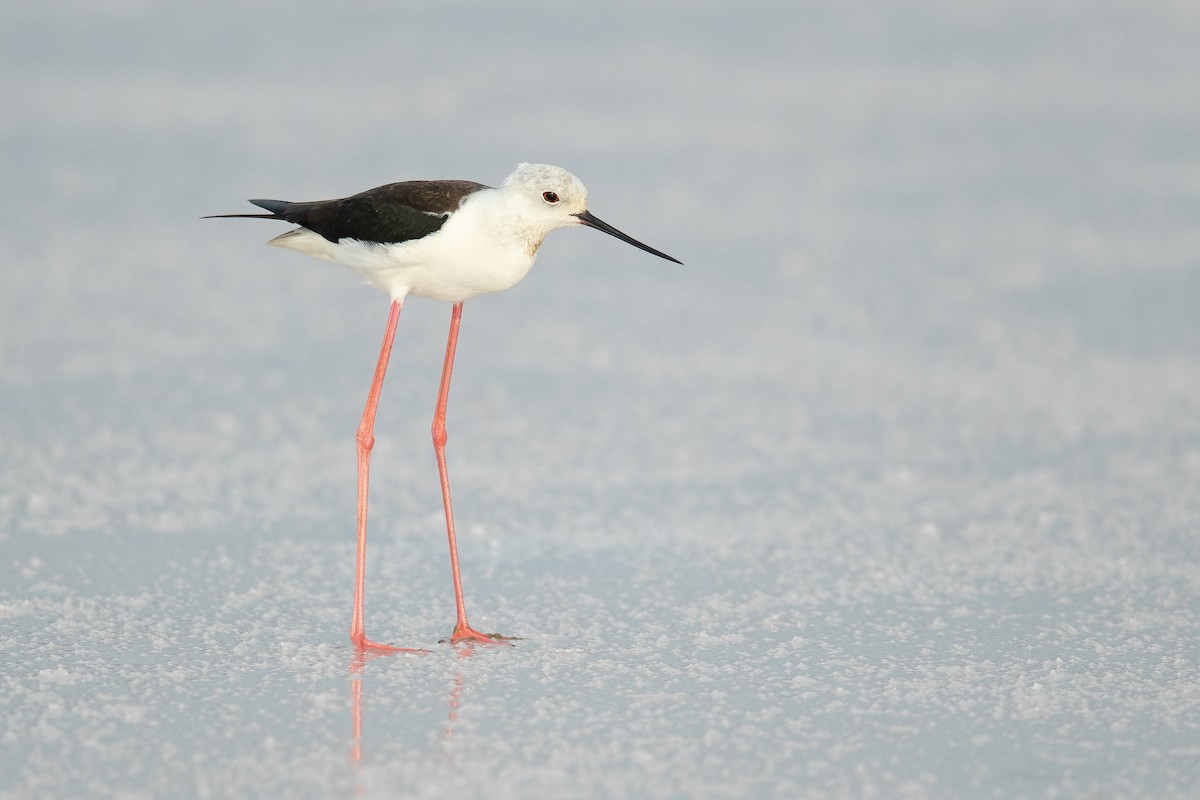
{"left": 575, "top": 210, "right": 682, "bottom": 265}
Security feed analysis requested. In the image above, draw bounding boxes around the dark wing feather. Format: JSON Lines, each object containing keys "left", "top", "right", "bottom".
{"left": 247, "top": 180, "right": 489, "bottom": 245}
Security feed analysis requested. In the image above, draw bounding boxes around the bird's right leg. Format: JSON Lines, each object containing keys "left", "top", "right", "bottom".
{"left": 350, "top": 299, "right": 423, "bottom": 653}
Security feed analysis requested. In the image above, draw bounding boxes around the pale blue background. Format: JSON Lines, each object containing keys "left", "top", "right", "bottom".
{"left": 2, "top": 1, "right": 1199, "bottom": 798}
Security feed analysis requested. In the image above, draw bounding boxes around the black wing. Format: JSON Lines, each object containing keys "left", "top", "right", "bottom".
{"left": 207, "top": 180, "right": 490, "bottom": 245}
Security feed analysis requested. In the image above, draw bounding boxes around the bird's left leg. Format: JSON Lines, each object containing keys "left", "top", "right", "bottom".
{"left": 432, "top": 302, "right": 515, "bottom": 645}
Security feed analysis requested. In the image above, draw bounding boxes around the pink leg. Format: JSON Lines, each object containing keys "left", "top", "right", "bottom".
{"left": 350, "top": 300, "right": 423, "bottom": 653}
{"left": 434, "top": 303, "right": 515, "bottom": 645}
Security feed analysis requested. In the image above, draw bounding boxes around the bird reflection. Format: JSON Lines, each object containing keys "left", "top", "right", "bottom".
{"left": 348, "top": 643, "right": 485, "bottom": 785}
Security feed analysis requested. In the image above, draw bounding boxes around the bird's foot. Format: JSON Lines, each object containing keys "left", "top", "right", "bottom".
{"left": 351, "top": 633, "right": 430, "bottom": 655}
{"left": 441, "top": 623, "right": 519, "bottom": 646}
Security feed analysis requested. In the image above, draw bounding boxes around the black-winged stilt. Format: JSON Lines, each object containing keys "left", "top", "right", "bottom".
{"left": 207, "top": 163, "right": 681, "bottom": 652}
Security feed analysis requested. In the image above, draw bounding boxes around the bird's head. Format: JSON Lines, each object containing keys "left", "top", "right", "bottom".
{"left": 504, "top": 163, "right": 682, "bottom": 264}
{"left": 505, "top": 163, "right": 590, "bottom": 228}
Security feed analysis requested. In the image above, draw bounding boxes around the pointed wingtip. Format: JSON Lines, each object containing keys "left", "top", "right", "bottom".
{"left": 202, "top": 198, "right": 288, "bottom": 220}
{"left": 248, "top": 198, "right": 290, "bottom": 215}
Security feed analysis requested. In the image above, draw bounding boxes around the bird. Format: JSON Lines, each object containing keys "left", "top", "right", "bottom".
{"left": 206, "top": 163, "right": 681, "bottom": 652}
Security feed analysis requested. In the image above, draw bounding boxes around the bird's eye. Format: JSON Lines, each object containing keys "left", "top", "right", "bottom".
{"left": 542, "top": 191, "right": 559, "bottom": 203}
